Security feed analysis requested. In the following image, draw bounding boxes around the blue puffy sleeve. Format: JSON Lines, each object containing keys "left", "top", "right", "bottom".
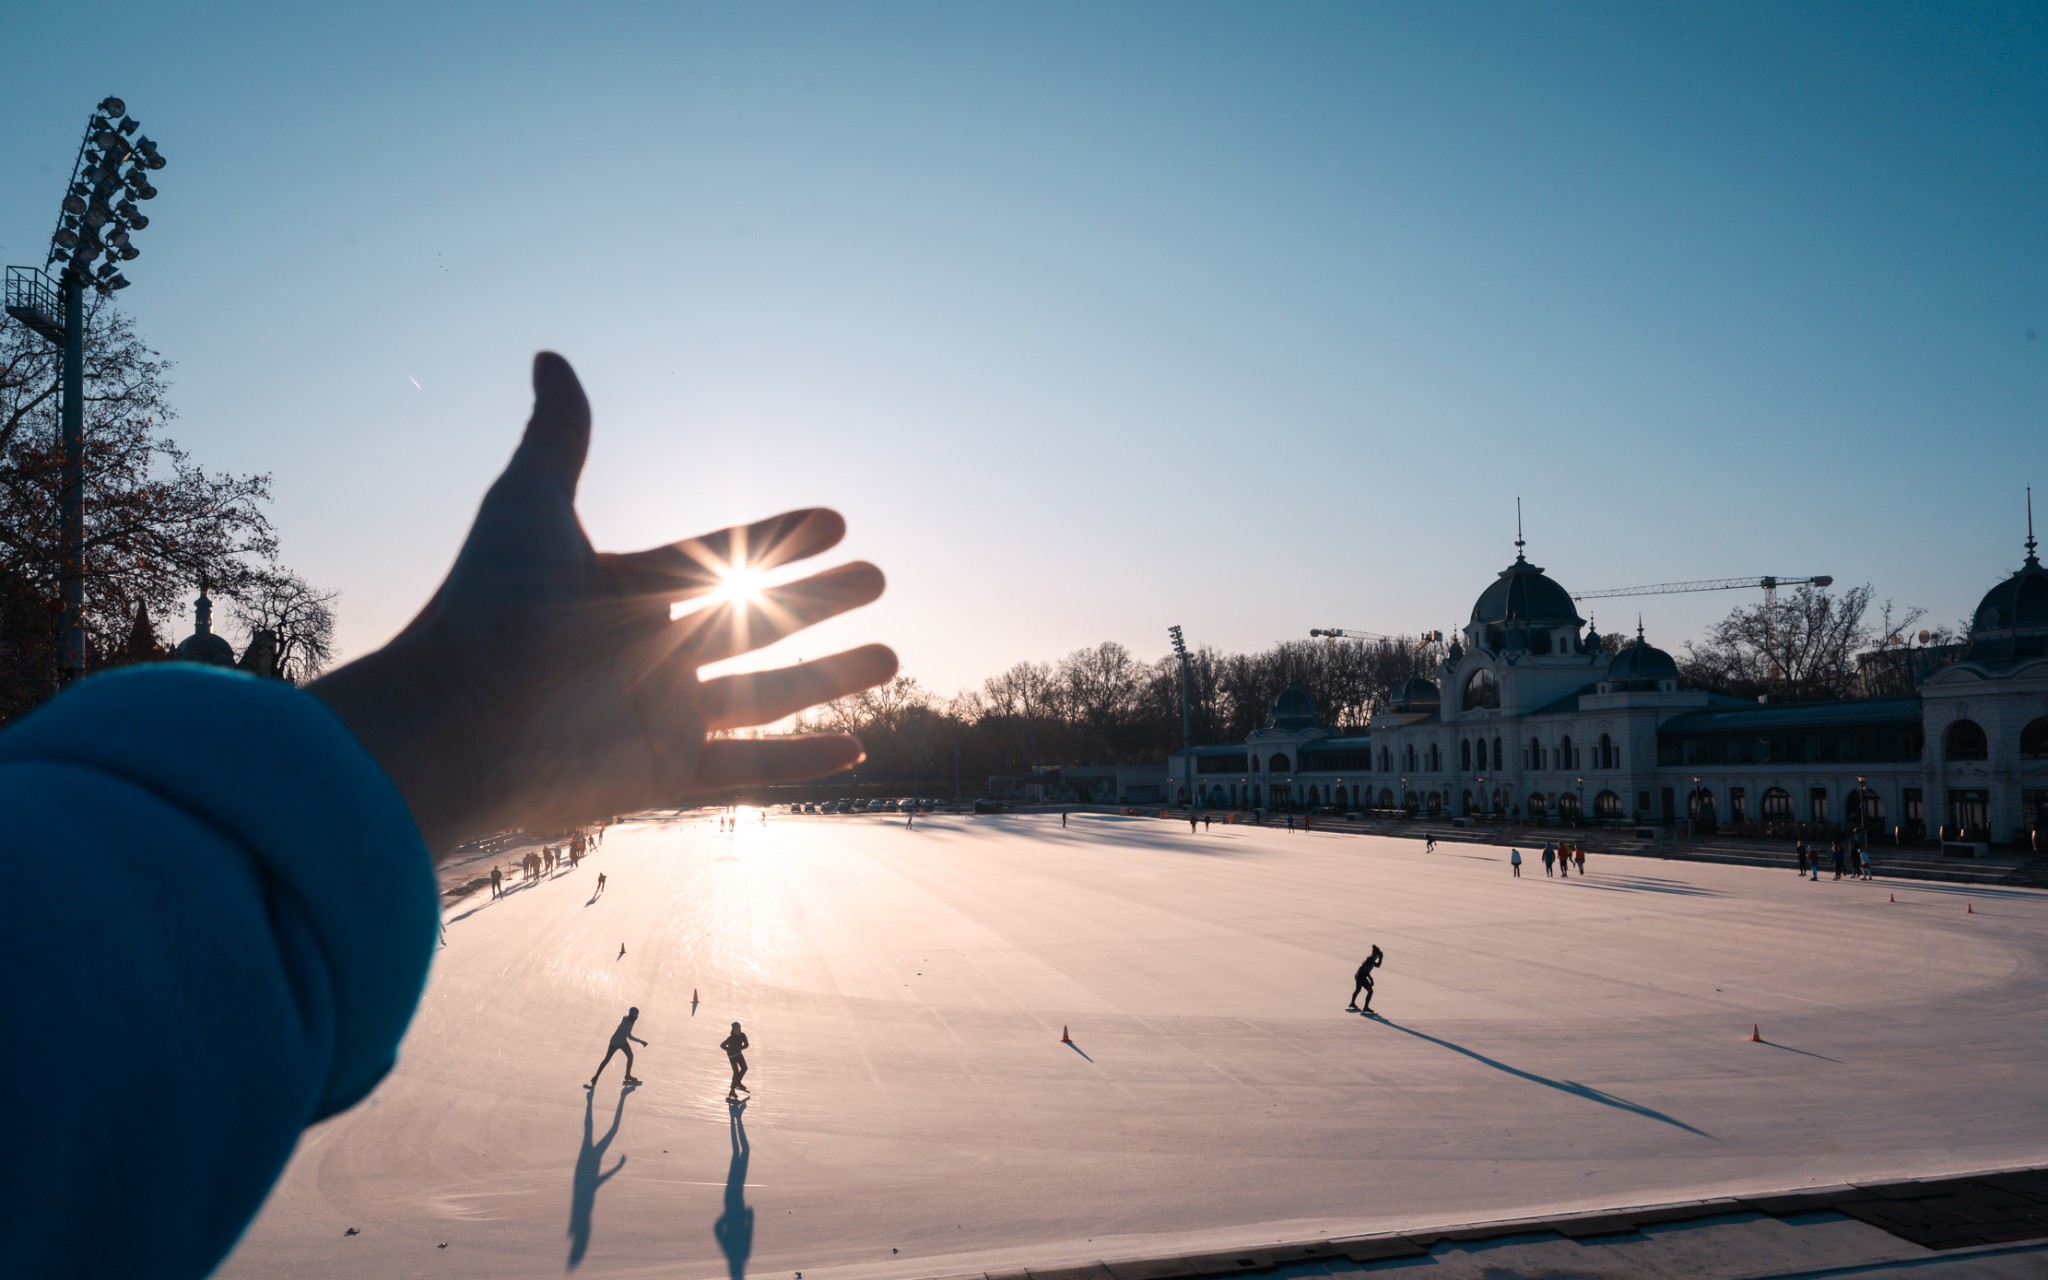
{"left": 0, "top": 664, "right": 438, "bottom": 1278}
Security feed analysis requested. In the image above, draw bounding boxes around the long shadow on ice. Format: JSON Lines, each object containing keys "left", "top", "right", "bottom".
{"left": 565, "top": 1085, "right": 629, "bottom": 1270}
{"left": 714, "top": 1099, "right": 754, "bottom": 1280}
{"left": 1371, "top": 1017, "right": 1714, "bottom": 1139}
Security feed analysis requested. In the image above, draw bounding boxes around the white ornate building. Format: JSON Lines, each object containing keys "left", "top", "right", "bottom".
{"left": 1171, "top": 531, "right": 2048, "bottom": 845}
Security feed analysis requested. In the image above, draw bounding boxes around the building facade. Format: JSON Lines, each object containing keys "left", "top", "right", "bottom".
{"left": 1170, "top": 533, "right": 2048, "bottom": 845}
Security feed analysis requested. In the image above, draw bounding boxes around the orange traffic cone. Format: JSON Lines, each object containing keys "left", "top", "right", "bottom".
{"left": 1967, "top": 903, "right": 1975, "bottom": 914}
{"left": 1061, "top": 1025, "right": 1073, "bottom": 1044}
{"left": 1750, "top": 1024, "right": 1762, "bottom": 1043}
{"left": 1890, "top": 894, "right": 1896, "bottom": 903}
{"left": 692, "top": 988, "right": 699, "bottom": 1004}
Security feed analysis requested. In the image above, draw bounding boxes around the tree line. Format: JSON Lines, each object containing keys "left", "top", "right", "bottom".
{"left": 795, "top": 584, "right": 1948, "bottom": 791}
{"left": 0, "top": 298, "right": 335, "bottom": 723}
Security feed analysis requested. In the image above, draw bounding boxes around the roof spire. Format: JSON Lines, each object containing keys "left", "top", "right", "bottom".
{"left": 1514, "top": 497, "right": 1525, "bottom": 561}
{"left": 1636, "top": 613, "right": 1645, "bottom": 643}
{"left": 2028, "top": 486, "right": 2038, "bottom": 566}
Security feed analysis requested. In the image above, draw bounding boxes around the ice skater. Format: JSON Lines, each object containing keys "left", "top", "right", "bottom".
{"left": 587, "top": 1007, "right": 648, "bottom": 1088}
{"left": 1425, "top": 833, "right": 1437, "bottom": 854}
{"left": 1510, "top": 848, "right": 1523, "bottom": 877}
{"left": 490, "top": 865, "right": 503, "bottom": 898}
{"left": 1347, "top": 945, "right": 1385, "bottom": 1012}
{"left": 1574, "top": 846, "right": 1585, "bottom": 875}
{"left": 721, "top": 1021, "right": 750, "bottom": 1098}
{"left": 596, "top": 872, "right": 607, "bottom": 896}
{"left": 1541, "top": 845, "right": 1555, "bottom": 876}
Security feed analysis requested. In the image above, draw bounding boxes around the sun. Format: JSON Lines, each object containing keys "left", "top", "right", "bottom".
{"left": 710, "top": 563, "right": 768, "bottom": 607}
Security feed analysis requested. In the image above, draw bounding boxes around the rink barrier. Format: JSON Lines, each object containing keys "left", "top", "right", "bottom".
{"left": 911, "top": 1164, "right": 2048, "bottom": 1280}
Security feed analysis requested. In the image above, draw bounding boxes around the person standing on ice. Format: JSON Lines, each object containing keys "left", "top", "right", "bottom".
{"left": 490, "top": 865, "right": 503, "bottom": 898}
{"left": 588, "top": 1007, "right": 648, "bottom": 1088}
{"left": 1541, "top": 845, "right": 1555, "bottom": 876}
{"left": 721, "top": 1021, "right": 751, "bottom": 1098}
{"left": 1347, "top": 945, "right": 1384, "bottom": 1011}
{"left": 1574, "top": 845, "right": 1585, "bottom": 875}
{"left": 1509, "top": 848, "right": 1523, "bottom": 877}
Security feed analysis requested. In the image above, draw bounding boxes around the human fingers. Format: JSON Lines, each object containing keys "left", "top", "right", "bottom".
{"left": 601, "top": 508, "right": 846, "bottom": 601}
{"left": 692, "top": 735, "right": 866, "bottom": 790}
{"left": 505, "top": 352, "right": 591, "bottom": 497}
{"left": 699, "top": 644, "right": 898, "bottom": 730}
{"left": 675, "top": 561, "right": 885, "bottom": 664}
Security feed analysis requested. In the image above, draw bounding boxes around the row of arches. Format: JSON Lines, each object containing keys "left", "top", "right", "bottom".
{"left": 1945, "top": 717, "right": 2048, "bottom": 762}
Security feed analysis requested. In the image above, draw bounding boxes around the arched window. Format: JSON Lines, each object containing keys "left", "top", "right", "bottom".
{"left": 1426, "top": 790, "right": 1442, "bottom": 814}
{"left": 1527, "top": 792, "right": 1547, "bottom": 819}
{"left": 2022, "top": 717, "right": 2048, "bottom": 759}
{"left": 1378, "top": 787, "right": 1394, "bottom": 807}
{"left": 1560, "top": 735, "right": 1574, "bottom": 770}
{"left": 1463, "top": 669, "right": 1499, "bottom": 711}
{"left": 1380, "top": 748, "right": 1391, "bottom": 773}
{"left": 1689, "top": 787, "right": 1716, "bottom": 819}
{"left": 1558, "top": 791, "right": 1581, "bottom": 821}
{"left": 1268, "top": 752, "right": 1292, "bottom": 773}
{"left": 1946, "top": 719, "right": 1988, "bottom": 761}
{"left": 1594, "top": 789, "right": 1623, "bottom": 819}
{"left": 1599, "top": 733, "right": 1615, "bottom": 770}
{"left": 1847, "top": 787, "right": 1885, "bottom": 826}
{"left": 1404, "top": 745, "right": 1417, "bottom": 770}
{"left": 1492, "top": 737, "right": 1504, "bottom": 771}
{"left": 1251, "top": 755, "right": 1262, "bottom": 774}
{"left": 1530, "top": 736, "right": 1543, "bottom": 770}
{"left": 1306, "top": 786, "right": 1320, "bottom": 806}
{"left": 1462, "top": 788, "right": 1474, "bottom": 814}
{"left": 1461, "top": 739, "right": 1472, "bottom": 770}
{"left": 1428, "top": 743, "right": 1442, "bottom": 771}
{"left": 1761, "top": 787, "right": 1793, "bottom": 819}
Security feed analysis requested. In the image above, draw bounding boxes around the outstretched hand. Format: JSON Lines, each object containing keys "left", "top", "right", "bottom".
{"left": 311, "top": 353, "right": 896, "bottom": 855}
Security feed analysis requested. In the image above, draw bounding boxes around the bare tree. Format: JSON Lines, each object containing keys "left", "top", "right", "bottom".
{"left": 1680, "top": 583, "right": 1881, "bottom": 701}
{"left": 232, "top": 573, "right": 339, "bottom": 683}
{"left": 0, "top": 298, "right": 281, "bottom": 716}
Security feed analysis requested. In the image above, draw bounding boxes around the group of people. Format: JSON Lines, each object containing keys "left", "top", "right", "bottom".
{"left": 488, "top": 826, "right": 603, "bottom": 898}
{"left": 1507, "top": 842, "right": 1587, "bottom": 877}
{"left": 587, "top": 1008, "right": 751, "bottom": 1100}
{"left": 1795, "top": 837, "right": 1873, "bottom": 881}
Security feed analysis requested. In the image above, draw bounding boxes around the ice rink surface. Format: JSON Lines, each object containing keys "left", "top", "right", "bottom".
{"left": 219, "top": 813, "right": 2048, "bottom": 1279}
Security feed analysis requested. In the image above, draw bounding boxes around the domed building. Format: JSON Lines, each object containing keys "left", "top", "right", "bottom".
{"left": 173, "top": 589, "right": 238, "bottom": 667}
{"left": 1165, "top": 513, "right": 2047, "bottom": 845}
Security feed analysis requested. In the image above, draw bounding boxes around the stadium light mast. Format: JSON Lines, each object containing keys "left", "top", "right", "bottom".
{"left": 4, "top": 97, "right": 166, "bottom": 686}
{"left": 1168, "top": 625, "right": 1193, "bottom": 812}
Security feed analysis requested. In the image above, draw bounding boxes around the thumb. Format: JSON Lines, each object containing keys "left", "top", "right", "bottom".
{"left": 509, "top": 351, "right": 592, "bottom": 495}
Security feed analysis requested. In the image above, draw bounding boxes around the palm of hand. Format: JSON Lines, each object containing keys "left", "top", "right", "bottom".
{"left": 316, "top": 354, "right": 894, "bottom": 852}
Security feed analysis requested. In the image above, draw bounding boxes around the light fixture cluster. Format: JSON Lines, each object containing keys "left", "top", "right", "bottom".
{"left": 47, "top": 96, "right": 166, "bottom": 295}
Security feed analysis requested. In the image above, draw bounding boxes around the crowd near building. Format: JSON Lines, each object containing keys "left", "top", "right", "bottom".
{"left": 1169, "top": 527, "right": 2048, "bottom": 847}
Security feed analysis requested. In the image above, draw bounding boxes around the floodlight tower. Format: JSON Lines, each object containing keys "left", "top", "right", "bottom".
{"left": 4, "top": 97, "right": 166, "bottom": 686}
{"left": 1168, "top": 625, "right": 1193, "bottom": 811}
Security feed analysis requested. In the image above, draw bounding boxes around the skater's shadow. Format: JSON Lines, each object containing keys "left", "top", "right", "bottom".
{"left": 1372, "top": 1018, "right": 1714, "bottom": 1139}
{"left": 714, "top": 1099, "right": 753, "bottom": 1280}
{"left": 445, "top": 880, "right": 538, "bottom": 924}
{"left": 565, "top": 1086, "right": 629, "bottom": 1270}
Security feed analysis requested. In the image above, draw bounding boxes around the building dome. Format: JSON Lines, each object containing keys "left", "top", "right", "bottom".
{"left": 1264, "top": 685, "right": 1320, "bottom": 732}
{"left": 1605, "top": 625, "right": 1679, "bottom": 690}
{"left": 1389, "top": 676, "right": 1440, "bottom": 712}
{"left": 1963, "top": 531, "right": 2048, "bottom": 662}
{"left": 174, "top": 591, "right": 237, "bottom": 668}
{"left": 1470, "top": 551, "right": 1584, "bottom": 630}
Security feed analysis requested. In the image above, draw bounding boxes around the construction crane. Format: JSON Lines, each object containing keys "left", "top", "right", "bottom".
{"left": 1570, "top": 575, "right": 1833, "bottom": 609}
{"left": 1309, "top": 628, "right": 1445, "bottom": 649}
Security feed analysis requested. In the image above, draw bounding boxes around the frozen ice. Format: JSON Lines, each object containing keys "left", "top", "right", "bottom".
{"left": 218, "top": 812, "right": 2048, "bottom": 1278}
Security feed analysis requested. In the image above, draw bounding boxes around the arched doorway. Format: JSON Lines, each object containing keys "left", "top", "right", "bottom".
{"left": 1527, "top": 792, "right": 1547, "bottom": 822}
{"left": 1558, "top": 791, "right": 1581, "bottom": 825}
{"left": 1946, "top": 719, "right": 1988, "bottom": 761}
{"left": 1594, "top": 790, "right": 1622, "bottom": 820}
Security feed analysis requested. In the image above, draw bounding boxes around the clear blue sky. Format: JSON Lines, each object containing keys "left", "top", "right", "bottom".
{"left": 3, "top": 2, "right": 2042, "bottom": 694}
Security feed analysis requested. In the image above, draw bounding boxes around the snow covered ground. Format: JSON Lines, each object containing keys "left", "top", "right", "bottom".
{"left": 218, "top": 812, "right": 2048, "bottom": 1279}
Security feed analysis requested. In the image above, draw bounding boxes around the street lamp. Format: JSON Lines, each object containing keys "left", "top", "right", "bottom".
{"left": 1168, "top": 625, "right": 1193, "bottom": 814}
{"left": 1400, "top": 775, "right": 1409, "bottom": 817}
{"left": 6, "top": 96, "right": 165, "bottom": 687}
